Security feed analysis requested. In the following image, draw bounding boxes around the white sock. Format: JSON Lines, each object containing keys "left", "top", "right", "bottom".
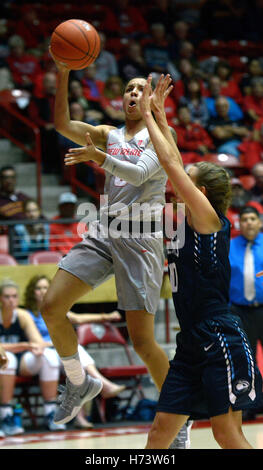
{"left": 44, "top": 401, "right": 57, "bottom": 416}
{"left": 0, "top": 405, "right": 13, "bottom": 419}
{"left": 60, "top": 351, "right": 86, "bottom": 386}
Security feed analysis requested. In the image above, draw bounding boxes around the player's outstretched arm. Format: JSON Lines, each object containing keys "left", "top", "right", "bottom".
{"left": 49, "top": 47, "right": 114, "bottom": 151}
{"left": 140, "top": 76, "right": 220, "bottom": 233}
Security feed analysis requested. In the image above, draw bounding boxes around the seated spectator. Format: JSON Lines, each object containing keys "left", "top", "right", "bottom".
{"left": 24, "top": 274, "right": 126, "bottom": 429}
{"left": 80, "top": 63, "right": 105, "bottom": 103}
{"left": 118, "top": 41, "right": 148, "bottom": 83}
{"left": 28, "top": 72, "right": 60, "bottom": 174}
{"left": 100, "top": 76, "right": 125, "bottom": 126}
{"left": 0, "top": 166, "right": 30, "bottom": 234}
{"left": 172, "top": 58, "right": 205, "bottom": 104}
{"left": 214, "top": 60, "right": 243, "bottom": 105}
{"left": 114, "top": 0, "right": 148, "bottom": 39}
{"left": 147, "top": 0, "right": 177, "bottom": 33}
{"left": 14, "top": 199, "right": 49, "bottom": 263}
{"left": 208, "top": 96, "right": 250, "bottom": 158}
{"left": 168, "top": 20, "right": 191, "bottom": 60}
{"left": 227, "top": 178, "right": 263, "bottom": 238}
{"left": 205, "top": 75, "right": 244, "bottom": 122}
{"left": 172, "top": 106, "right": 214, "bottom": 164}
{"left": 94, "top": 32, "right": 118, "bottom": 83}
{"left": 143, "top": 23, "right": 179, "bottom": 81}
{"left": 243, "top": 77, "right": 263, "bottom": 124}
{"left": 15, "top": 6, "right": 49, "bottom": 52}
{"left": 250, "top": 162, "right": 263, "bottom": 206}
{"left": 6, "top": 35, "right": 42, "bottom": 91}
{"left": 239, "top": 58, "right": 263, "bottom": 96}
{"left": 68, "top": 83, "right": 104, "bottom": 126}
{"left": 179, "top": 77, "right": 209, "bottom": 127}
{"left": 0, "top": 279, "right": 65, "bottom": 436}
{"left": 49, "top": 192, "right": 85, "bottom": 255}
{"left": 238, "top": 122, "right": 263, "bottom": 170}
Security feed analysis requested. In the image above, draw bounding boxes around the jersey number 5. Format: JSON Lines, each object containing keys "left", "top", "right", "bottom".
{"left": 169, "top": 262, "right": 178, "bottom": 293}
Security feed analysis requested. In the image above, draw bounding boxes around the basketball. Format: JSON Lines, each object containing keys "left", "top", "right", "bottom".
{"left": 50, "top": 19, "right": 100, "bottom": 70}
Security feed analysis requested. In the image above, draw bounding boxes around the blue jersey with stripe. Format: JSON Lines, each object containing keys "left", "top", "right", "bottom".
{"left": 167, "top": 213, "right": 231, "bottom": 331}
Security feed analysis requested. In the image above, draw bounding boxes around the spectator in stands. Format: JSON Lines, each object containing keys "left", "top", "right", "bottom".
{"left": 205, "top": 75, "right": 244, "bottom": 122}
{"left": 118, "top": 41, "right": 148, "bottom": 83}
{"left": 14, "top": 199, "right": 49, "bottom": 263}
{"left": 94, "top": 32, "right": 118, "bottom": 83}
{"left": 28, "top": 71, "right": 60, "bottom": 174}
{"left": 100, "top": 76, "right": 125, "bottom": 126}
{"left": 179, "top": 77, "right": 209, "bottom": 127}
{"left": 172, "top": 58, "right": 204, "bottom": 103}
{"left": 243, "top": 77, "right": 263, "bottom": 124}
{"left": 226, "top": 178, "right": 263, "bottom": 238}
{"left": 0, "top": 279, "right": 65, "bottom": 435}
{"left": 16, "top": 6, "right": 49, "bottom": 53}
{"left": 208, "top": 96, "right": 250, "bottom": 158}
{"left": 239, "top": 58, "right": 263, "bottom": 96}
{"left": 80, "top": 63, "right": 105, "bottom": 104}
{"left": 49, "top": 192, "right": 85, "bottom": 255}
{"left": 143, "top": 23, "right": 179, "bottom": 81}
{"left": 0, "top": 166, "right": 29, "bottom": 234}
{"left": 168, "top": 20, "right": 191, "bottom": 60}
{"left": 250, "top": 162, "right": 263, "bottom": 206}
{"left": 68, "top": 80, "right": 104, "bottom": 126}
{"left": 214, "top": 60, "right": 243, "bottom": 105}
{"left": 6, "top": 35, "right": 42, "bottom": 91}
{"left": 238, "top": 121, "right": 263, "bottom": 170}
{"left": 147, "top": 0, "right": 176, "bottom": 33}
{"left": 24, "top": 274, "right": 126, "bottom": 429}
{"left": 172, "top": 105, "right": 214, "bottom": 164}
{"left": 114, "top": 0, "right": 148, "bottom": 39}
{"left": 229, "top": 206, "right": 263, "bottom": 420}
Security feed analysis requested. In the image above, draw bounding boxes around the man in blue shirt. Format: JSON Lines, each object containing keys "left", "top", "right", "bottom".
{"left": 229, "top": 206, "right": 263, "bottom": 360}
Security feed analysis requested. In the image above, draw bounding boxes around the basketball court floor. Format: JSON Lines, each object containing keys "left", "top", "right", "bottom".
{"left": 0, "top": 418, "right": 263, "bottom": 450}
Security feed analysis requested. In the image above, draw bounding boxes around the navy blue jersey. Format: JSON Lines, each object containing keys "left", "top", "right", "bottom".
{"left": 0, "top": 311, "right": 27, "bottom": 343}
{"left": 167, "top": 213, "right": 231, "bottom": 331}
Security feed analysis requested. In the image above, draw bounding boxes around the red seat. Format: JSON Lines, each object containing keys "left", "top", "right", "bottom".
{"left": 0, "top": 253, "right": 17, "bottom": 265}
{"left": 77, "top": 322, "right": 148, "bottom": 422}
{"left": 28, "top": 250, "right": 63, "bottom": 265}
{"left": 239, "top": 174, "right": 256, "bottom": 191}
{"left": 0, "top": 235, "right": 9, "bottom": 253}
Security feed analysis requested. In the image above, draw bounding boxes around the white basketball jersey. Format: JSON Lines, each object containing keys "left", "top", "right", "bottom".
{"left": 100, "top": 126, "right": 167, "bottom": 221}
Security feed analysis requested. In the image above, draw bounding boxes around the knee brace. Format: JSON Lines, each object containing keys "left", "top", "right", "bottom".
{"left": 39, "top": 348, "right": 60, "bottom": 382}
{"left": 0, "top": 351, "right": 18, "bottom": 375}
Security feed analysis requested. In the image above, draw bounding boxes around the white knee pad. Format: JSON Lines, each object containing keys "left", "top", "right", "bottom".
{"left": 39, "top": 348, "right": 60, "bottom": 382}
{"left": 0, "top": 351, "right": 17, "bottom": 375}
{"left": 21, "top": 351, "right": 42, "bottom": 375}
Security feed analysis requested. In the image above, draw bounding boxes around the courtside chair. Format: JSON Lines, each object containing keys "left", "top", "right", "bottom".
{"left": 0, "top": 253, "right": 17, "bottom": 265}
{"left": 77, "top": 322, "right": 149, "bottom": 423}
{"left": 28, "top": 250, "right": 63, "bottom": 264}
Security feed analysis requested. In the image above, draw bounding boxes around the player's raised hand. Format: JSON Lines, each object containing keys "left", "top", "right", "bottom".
{"left": 140, "top": 75, "right": 153, "bottom": 119}
{"left": 151, "top": 74, "right": 173, "bottom": 114}
{"left": 256, "top": 271, "right": 263, "bottom": 278}
{"left": 64, "top": 133, "right": 105, "bottom": 166}
{"left": 49, "top": 46, "right": 70, "bottom": 71}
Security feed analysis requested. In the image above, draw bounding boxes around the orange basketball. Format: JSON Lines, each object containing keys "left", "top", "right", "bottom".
{"left": 50, "top": 19, "right": 100, "bottom": 70}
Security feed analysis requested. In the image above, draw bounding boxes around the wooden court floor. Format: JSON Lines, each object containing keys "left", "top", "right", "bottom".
{"left": 1, "top": 419, "right": 263, "bottom": 450}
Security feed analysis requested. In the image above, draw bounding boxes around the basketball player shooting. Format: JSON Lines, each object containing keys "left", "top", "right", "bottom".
{"left": 41, "top": 51, "right": 179, "bottom": 437}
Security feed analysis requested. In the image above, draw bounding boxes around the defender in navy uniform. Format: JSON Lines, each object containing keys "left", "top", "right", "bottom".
{"left": 140, "top": 74, "right": 263, "bottom": 449}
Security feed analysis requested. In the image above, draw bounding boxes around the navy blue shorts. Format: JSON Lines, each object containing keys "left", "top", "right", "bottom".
{"left": 157, "top": 313, "right": 263, "bottom": 419}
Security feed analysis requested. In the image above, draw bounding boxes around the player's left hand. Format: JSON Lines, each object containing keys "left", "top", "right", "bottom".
{"left": 64, "top": 133, "right": 100, "bottom": 165}
{"left": 151, "top": 74, "right": 173, "bottom": 114}
{"left": 140, "top": 75, "right": 153, "bottom": 118}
